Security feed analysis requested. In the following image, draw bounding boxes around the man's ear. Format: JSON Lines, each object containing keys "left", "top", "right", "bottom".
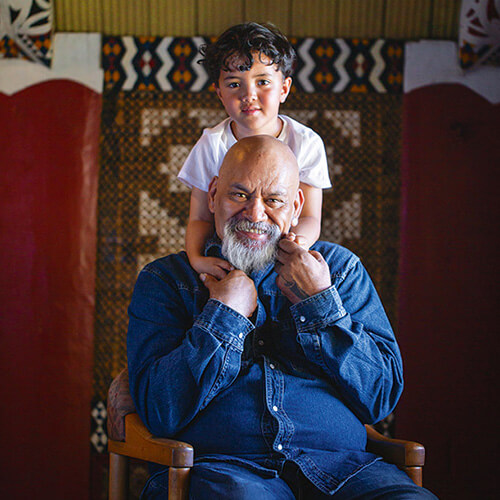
{"left": 291, "top": 188, "right": 305, "bottom": 226}
{"left": 280, "top": 76, "right": 292, "bottom": 103}
{"left": 207, "top": 176, "right": 219, "bottom": 214}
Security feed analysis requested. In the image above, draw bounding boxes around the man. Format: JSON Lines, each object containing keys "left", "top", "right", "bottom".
{"left": 127, "top": 136, "right": 437, "bottom": 498}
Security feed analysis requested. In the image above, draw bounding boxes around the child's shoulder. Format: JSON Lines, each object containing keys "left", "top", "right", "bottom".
{"left": 201, "top": 116, "right": 232, "bottom": 138}
{"left": 280, "top": 114, "right": 324, "bottom": 145}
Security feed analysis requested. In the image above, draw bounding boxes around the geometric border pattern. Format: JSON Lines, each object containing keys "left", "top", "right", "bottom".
{"left": 102, "top": 36, "right": 404, "bottom": 94}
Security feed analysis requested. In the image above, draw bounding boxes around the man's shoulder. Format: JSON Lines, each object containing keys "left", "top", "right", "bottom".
{"left": 311, "top": 241, "right": 361, "bottom": 275}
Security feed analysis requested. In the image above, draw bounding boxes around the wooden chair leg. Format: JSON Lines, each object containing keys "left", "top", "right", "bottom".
{"left": 168, "top": 467, "right": 191, "bottom": 500}
{"left": 401, "top": 466, "right": 422, "bottom": 487}
{"left": 109, "top": 452, "right": 129, "bottom": 500}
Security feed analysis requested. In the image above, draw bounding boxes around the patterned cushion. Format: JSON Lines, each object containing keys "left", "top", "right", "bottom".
{"left": 459, "top": 0, "right": 500, "bottom": 69}
{"left": 0, "top": 0, "right": 53, "bottom": 67}
{"left": 107, "top": 368, "right": 137, "bottom": 442}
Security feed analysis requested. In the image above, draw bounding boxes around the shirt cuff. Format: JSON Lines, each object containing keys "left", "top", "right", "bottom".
{"left": 194, "top": 299, "right": 254, "bottom": 351}
{"left": 290, "top": 285, "right": 346, "bottom": 332}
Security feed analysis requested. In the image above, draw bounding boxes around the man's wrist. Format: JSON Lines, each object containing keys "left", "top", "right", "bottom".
{"left": 290, "top": 286, "right": 346, "bottom": 330}
{"left": 195, "top": 299, "right": 254, "bottom": 350}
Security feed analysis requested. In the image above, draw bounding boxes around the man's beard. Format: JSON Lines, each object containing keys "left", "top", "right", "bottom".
{"left": 222, "top": 218, "right": 281, "bottom": 275}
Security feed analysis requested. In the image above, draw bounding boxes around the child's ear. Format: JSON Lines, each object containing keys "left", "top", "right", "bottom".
{"left": 214, "top": 83, "right": 223, "bottom": 101}
{"left": 280, "top": 77, "right": 292, "bottom": 103}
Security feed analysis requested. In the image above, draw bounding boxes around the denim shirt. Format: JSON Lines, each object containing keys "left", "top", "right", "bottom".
{"left": 127, "top": 240, "right": 404, "bottom": 495}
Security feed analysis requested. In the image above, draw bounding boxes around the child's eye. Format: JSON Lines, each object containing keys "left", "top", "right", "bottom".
{"left": 227, "top": 82, "right": 240, "bottom": 88}
{"left": 258, "top": 79, "right": 271, "bottom": 86}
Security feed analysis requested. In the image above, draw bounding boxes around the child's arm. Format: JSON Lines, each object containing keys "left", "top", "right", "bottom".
{"left": 291, "top": 183, "right": 323, "bottom": 249}
{"left": 186, "top": 187, "right": 233, "bottom": 279}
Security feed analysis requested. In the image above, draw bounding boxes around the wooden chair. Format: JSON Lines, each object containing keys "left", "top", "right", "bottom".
{"left": 107, "top": 369, "right": 425, "bottom": 499}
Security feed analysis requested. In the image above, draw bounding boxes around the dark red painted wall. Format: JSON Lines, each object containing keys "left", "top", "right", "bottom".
{"left": 397, "top": 84, "right": 499, "bottom": 499}
{"left": 0, "top": 81, "right": 101, "bottom": 499}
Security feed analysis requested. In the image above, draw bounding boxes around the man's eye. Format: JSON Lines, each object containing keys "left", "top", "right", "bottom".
{"left": 267, "top": 198, "right": 284, "bottom": 205}
{"left": 231, "top": 192, "right": 247, "bottom": 200}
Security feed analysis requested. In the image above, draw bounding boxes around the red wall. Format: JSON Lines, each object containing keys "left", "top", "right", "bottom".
{"left": 0, "top": 81, "right": 101, "bottom": 499}
{"left": 397, "top": 84, "right": 499, "bottom": 499}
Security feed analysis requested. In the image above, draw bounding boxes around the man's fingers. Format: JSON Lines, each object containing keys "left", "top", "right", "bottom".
{"left": 309, "top": 250, "right": 326, "bottom": 263}
{"left": 199, "top": 273, "right": 218, "bottom": 289}
{"left": 278, "top": 238, "right": 296, "bottom": 253}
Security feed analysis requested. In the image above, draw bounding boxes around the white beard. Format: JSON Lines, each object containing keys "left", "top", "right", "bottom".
{"left": 221, "top": 218, "right": 281, "bottom": 275}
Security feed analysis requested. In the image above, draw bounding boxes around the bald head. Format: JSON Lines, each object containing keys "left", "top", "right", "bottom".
{"left": 207, "top": 135, "right": 304, "bottom": 273}
{"left": 219, "top": 135, "right": 300, "bottom": 192}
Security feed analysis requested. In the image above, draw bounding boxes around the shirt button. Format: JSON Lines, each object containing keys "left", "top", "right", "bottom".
{"left": 277, "top": 444, "right": 283, "bottom": 451}
{"left": 270, "top": 363, "right": 275, "bottom": 370}
{"left": 258, "top": 339, "right": 264, "bottom": 346}
{"left": 299, "top": 316, "right": 306, "bottom": 323}
{"left": 272, "top": 405, "right": 278, "bottom": 412}
{"left": 238, "top": 333, "right": 244, "bottom": 339}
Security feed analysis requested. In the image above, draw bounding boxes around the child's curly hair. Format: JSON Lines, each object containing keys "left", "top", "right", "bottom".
{"left": 199, "top": 22, "right": 297, "bottom": 85}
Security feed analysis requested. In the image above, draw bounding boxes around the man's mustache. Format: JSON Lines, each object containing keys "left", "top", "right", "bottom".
{"left": 228, "top": 218, "right": 280, "bottom": 237}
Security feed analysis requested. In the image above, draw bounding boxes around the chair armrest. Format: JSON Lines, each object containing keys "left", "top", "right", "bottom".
{"left": 365, "top": 425, "right": 425, "bottom": 467}
{"left": 108, "top": 413, "right": 194, "bottom": 468}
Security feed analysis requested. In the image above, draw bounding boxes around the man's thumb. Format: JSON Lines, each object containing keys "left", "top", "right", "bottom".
{"left": 309, "top": 250, "right": 325, "bottom": 263}
{"left": 200, "top": 273, "right": 216, "bottom": 288}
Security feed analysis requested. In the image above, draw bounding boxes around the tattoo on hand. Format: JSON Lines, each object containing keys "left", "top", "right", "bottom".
{"left": 284, "top": 280, "right": 310, "bottom": 300}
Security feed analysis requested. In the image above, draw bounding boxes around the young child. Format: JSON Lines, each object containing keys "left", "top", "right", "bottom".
{"left": 178, "top": 22, "right": 331, "bottom": 278}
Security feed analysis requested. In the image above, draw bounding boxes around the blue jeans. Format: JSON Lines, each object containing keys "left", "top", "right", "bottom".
{"left": 142, "top": 459, "right": 438, "bottom": 499}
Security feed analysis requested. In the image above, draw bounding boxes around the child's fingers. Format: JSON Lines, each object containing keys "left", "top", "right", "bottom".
{"left": 211, "top": 266, "right": 229, "bottom": 280}
{"left": 218, "top": 259, "right": 234, "bottom": 271}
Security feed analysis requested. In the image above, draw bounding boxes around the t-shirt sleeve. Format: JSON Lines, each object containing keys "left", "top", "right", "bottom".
{"left": 297, "top": 131, "right": 332, "bottom": 189}
{"left": 177, "top": 131, "right": 220, "bottom": 192}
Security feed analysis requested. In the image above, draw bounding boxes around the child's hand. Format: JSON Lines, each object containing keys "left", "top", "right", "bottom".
{"left": 283, "top": 232, "right": 309, "bottom": 249}
{"left": 191, "top": 255, "right": 234, "bottom": 280}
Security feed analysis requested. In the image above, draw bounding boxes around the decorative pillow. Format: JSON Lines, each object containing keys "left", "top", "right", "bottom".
{"left": 459, "top": 0, "right": 500, "bottom": 69}
{"left": 0, "top": 0, "right": 53, "bottom": 67}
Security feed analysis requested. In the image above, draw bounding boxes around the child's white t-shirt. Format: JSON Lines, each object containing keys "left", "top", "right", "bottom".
{"left": 177, "top": 115, "right": 332, "bottom": 191}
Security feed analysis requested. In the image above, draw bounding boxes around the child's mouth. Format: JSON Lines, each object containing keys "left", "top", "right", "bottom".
{"left": 242, "top": 108, "right": 259, "bottom": 114}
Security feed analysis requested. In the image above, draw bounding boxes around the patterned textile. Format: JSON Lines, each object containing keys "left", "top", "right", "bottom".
{"left": 0, "top": 0, "right": 53, "bottom": 66}
{"left": 459, "top": 0, "right": 500, "bottom": 69}
{"left": 102, "top": 36, "right": 404, "bottom": 94}
{"left": 93, "top": 89, "right": 402, "bottom": 411}
{"left": 92, "top": 44, "right": 402, "bottom": 493}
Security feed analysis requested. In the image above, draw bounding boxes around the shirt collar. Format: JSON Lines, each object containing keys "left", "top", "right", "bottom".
{"left": 204, "top": 234, "right": 224, "bottom": 258}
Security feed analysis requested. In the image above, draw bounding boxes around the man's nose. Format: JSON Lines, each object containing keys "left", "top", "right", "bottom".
{"left": 244, "top": 198, "right": 267, "bottom": 222}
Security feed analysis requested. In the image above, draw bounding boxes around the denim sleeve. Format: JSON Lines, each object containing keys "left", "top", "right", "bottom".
{"left": 290, "top": 257, "right": 403, "bottom": 425}
{"left": 127, "top": 266, "right": 254, "bottom": 437}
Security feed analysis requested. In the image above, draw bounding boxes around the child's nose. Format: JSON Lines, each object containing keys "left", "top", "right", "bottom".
{"left": 241, "top": 84, "right": 257, "bottom": 102}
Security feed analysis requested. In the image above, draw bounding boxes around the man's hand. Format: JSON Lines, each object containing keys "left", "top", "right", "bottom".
{"left": 274, "top": 239, "right": 331, "bottom": 304}
{"left": 200, "top": 270, "right": 257, "bottom": 317}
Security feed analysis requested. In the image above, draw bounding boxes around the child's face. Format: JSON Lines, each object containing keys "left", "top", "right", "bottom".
{"left": 215, "top": 52, "right": 292, "bottom": 139}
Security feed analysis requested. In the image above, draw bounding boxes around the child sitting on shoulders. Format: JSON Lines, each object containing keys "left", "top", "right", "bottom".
{"left": 178, "top": 22, "right": 331, "bottom": 278}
